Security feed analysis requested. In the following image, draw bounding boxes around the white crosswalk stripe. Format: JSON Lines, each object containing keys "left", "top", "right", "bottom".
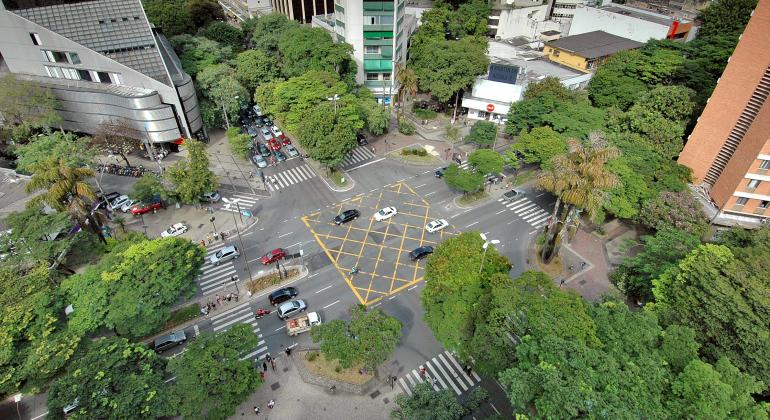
{"left": 196, "top": 244, "right": 240, "bottom": 295}
{"left": 210, "top": 306, "right": 268, "bottom": 361}
{"left": 457, "top": 160, "right": 470, "bottom": 170}
{"left": 396, "top": 351, "right": 480, "bottom": 397}
{"left": 219, "top": 192, "right": 260, "bottom": 213}
{"left": 341, "top": 146, "right": 375, "bottom": 168}
{"left": 266, "top": 164, "right": 317, "bottom": 191}
{"left": 498, "top": 197, "right": 551, "bottom": 228}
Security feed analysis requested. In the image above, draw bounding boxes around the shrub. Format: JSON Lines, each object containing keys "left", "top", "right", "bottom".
{"left": 306, "top": 351, "right": 318, "bottom": 362}
{"left": 413, "top": 108, "right": 438, "bottom": 119}
{"left": 398, "top": 117, "right": 416, "bottom": 135}
{"left": 400, "top": 148, "right": 428, "bottom": 157}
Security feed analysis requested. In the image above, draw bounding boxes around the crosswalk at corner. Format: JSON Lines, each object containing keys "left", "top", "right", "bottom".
{"left": 266, "top": 163, "right": 317, "bottom": 191}
{"left": 457, "top": 160, "right": 470, "bottom": 170}
{"left": 341, "top": 146, "right": 375, "bottom": 169}
{"left": 197, "top": 244, "right": 239, "bottom": 295}
{"left": 498, "top": 197, "right": 550, "bottom": 228}
{"left": 219, "top": 192, "right": 259, "bottom": 214}
{"left": 210, "top": 305, "right": 268, "bottom": 362}
{"left": 397, "top": 351, "right": 481, "bottom": 397}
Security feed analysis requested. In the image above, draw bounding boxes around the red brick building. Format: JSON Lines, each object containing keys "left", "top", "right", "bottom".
{"left": 678, "top": 0, "right": 770, "bottom": 225}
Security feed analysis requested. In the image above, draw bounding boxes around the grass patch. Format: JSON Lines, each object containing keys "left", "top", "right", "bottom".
{"left": 413, "top": 108, "right": 438, "bottom": 120}
{"left": 163, "top": 303, "right": 200, "bottom": 330}
{"left": 300, "top": 350, "right": 373, "bottom": 386}
{"left": 388, "top": 148, "right": 442, "bottom": 165}
{"left": 458, "top": 190, "right": 488, "bottom": 205}
{"left": 512, "top": 169, "right": 537, "bottom": 186}
{"left": 327, "top": 169, "right": 347, "bottom": 187}
{"left": 246, "top": 268, "right": 300, "bottom": 295}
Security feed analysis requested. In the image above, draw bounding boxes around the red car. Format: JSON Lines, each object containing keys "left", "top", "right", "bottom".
{"left": 260, "top": 248, "right": 286, "bottom": 265}
{"left": 131, "top": 201, "right": 162, "bottom": 215}
{"left": 281, "top": 137, "right": 291, "bottom": 146}
{"left": 268, "top": 138, "right": 281, "bottom": 151}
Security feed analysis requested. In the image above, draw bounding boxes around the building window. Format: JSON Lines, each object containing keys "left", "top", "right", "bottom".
{"left": 78, "top": 69, "right": 92, "bottom": 81}
{"left": 747, "top": 179, "right": 761, "bottom": 189}
{"left": 68, "top": 52, "right": 81, "bottom": 65}
{"left": 61, "top": 68, "right": 79, "bottom": 80}
{"left": 736, "top": 197, "right": 749, "bottom": 206}
{"left": 42, "top": 50, "right": 71, "bottom": 64}
{"left": 380, "top": 15, "right": 394, "bottom": 24}
{"left": 383, "top": 73, "right": 391, "bottom": 81}
{"left": 760, "top": 200, "right": 770, "bottom": 209}
{"left": 477, "top": 111, "right": 489, "bottom": 119}
{"left": 97, "top": 71, "right": 111, "bottom": 84}
{"left": 760, "top": 160, "right": 770, "bottom": 170}
{"left": 30, "top": 32, "right": 41, "bottom": 45}
{"left": 111, "top": 73, "right": 123, "bottom": 85}
{"left": 44, "top": 66, "right": 61, "bottom": 78}
{"left": 366, "top": 72, "right": 379, "bottom": 81}
{"left": 365, "top": 46, "right": 380, "bottom": 54}
{"left": 366, "top": 16, "right": 376, "bottom": 25}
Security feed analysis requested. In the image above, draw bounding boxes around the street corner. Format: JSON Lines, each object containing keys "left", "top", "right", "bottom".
{"left": 300, "top": 182, "right": 458, "bottom": 305}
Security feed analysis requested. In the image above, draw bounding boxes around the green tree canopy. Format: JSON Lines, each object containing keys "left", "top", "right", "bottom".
{"left": 442, "top": 164, "right": 484, "bottom": 194}
{"left": 638, "top": 190, "right": 709, "bottom": 237}
{"left": 197, "top": 21, "right": 243, "bottom": 51}
{"left": 250, "top": 13, "right": 299, "bottom": 56}
{"left": 1, "top": 207, "right": 74, "bottom": 267}
{"left": 226, "top": 127, "right": 252, "bottom": 160}
{"left": 168, "top": 324, "right": 261, "bottom": 419}
{"left": 131, "top": 175, "right": 170, "bottom": 203}
{"left": 47, "top": 337, "right": 171, "bottom": 419}
{"left": 14, "top": 132, "right": 94, "bottom": 175}
{"left": 464, "top": 120, "right": 497, "bottom": 147}
{"left": 421, "top": 232, "right": 510, "bottom": 362}
{"left": 234, "top": 49, "right": 280, "bottom": 94}
{"left": 0, "top": 73, "right": 60, "bottom": 131}
{"left": 509, "top": 127, "right": 567, "bottom": 169}
{"left": 355, "top": 88, "right": 389, "bottom": 136}
{"left": 410, "top": 37, "right": 489, "bottom": 103}
{"left": 467, "top": 149, "right": 504, "bottom": 175}
{"left": 696, "top": 0, "right": 758, "bottom": 39}
{"left": 170, "top": 35, "right": 234, "bottom": 76}
{"left": 186, "top": 0, "right": 225, "bottom": 28}
{"left": 143, "top": 0, "right": 194, "bottom": 36}
{"left": 297, "top": 98, "right": 361, "bottom": 169}
{"left": 277, "top": 26, "right": 356, "bottom": 82}
{"left": 391, "top": 382, "right": 465, "bottom": 420}
{"left": 165, "top": 139, "right": 218, "bottom": 204}
{"left": 311, "top": 305, "right": 402, "bottom": 370}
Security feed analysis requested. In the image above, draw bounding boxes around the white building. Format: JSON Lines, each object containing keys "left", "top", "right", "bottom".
{"left": 461, "top": 41, "right": 591, "bottom": 122}
{"left": 568, "top": 1, "right": 696, "bottom": 43}
{"left": 489, "top": 1, "right": 565, "bottom": 41}
{"left": 218, "top": 0, "right": 274, "bottom": 21}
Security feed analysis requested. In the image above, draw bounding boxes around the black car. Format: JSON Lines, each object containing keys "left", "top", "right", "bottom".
{"left": 334, "top": 209, "right": 360, "bottom": 225}
{"left": 257, "top": 141, "right": 271, "bottom": 157}
{"left": 409, "top": 245, "right": 434, "bottom": 261}
{"left": 269, "top": 287, "right": 298, "bottom": 306}
{"left": 434, "top": 167, "right": 447, "bottom": 178}
{"left": 356, "top": 133, "right": 368, "bottom": 146}
{"left": 95, "top": 191, "right": 121, "bottom": 209}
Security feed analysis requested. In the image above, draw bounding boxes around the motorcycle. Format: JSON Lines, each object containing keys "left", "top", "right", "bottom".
{"left": 254, "top": 308, "right": 271, "bottom": 319}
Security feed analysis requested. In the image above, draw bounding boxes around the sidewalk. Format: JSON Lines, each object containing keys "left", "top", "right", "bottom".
{"left": 557, "top": 224, "right": 625, "bottom": 301}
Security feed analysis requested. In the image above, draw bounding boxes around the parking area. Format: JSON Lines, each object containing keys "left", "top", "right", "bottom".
{"left": 302, "top": 182, "right": 456, "bottom": 305}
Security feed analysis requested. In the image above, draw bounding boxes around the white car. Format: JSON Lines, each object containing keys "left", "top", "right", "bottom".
{"left": 425, "top": 219, "right": 449, "bottom": 233}
{"left": 119, "top": 198, "right": 139, "bottom": 213}
{"left": 374, "top": 206, "right": 398, "bottom": 222}
{"left": 161, "top": 223, "right": 188, "bottom": 238}
{"left": 271, "top": 126, "right": 283, "bottom": 138}
{"left": 108, "top": 195, "right": 130, "bottom": 211}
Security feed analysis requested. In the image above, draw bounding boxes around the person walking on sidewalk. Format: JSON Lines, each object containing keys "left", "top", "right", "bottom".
{"left": 262, "top": 361, "right": 268, "bottom": 372}
{"left": 267, "top": 399, "right": 275, "bottom": 409}
{"left": 254, "top": 406, "right": 260, "bottom": 415}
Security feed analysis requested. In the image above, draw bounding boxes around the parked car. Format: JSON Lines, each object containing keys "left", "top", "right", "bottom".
{"left": 260, "top": 248, "right": 286, "bottom": 265}
{"left": 252, "top": 153, "right": 268, "bottom": 168}
{"left": 374, "top": 206, "right": 397, "bottom": 221}
{"left": 246, "top": 125, "right": 258, "bottom": 136}
{"left": 273, "top": 150, "right": 286, "bottom": 162}
{"left": 281, "top": 137, "right": 292, "bottom": 146}
{"left": 503, "top": 189, "right": 525, "bottom": 200}
{"left": 161, "top": 223, "right": 188, "bottom": 238}
{"left": 284, "top": 144, "right": 299, "bottom": 157}
{"left": 200, "top": 191, "right": 221, "bottom": 203}
{"left": 277, "top": 299, "right": 307, "bottom": 320}
{"left": 262, "top": 118, "right": 273, "bottom": 127}
{"left": 356, "top": 133, "right": 368, "bottom": 146}
{"left": 425, "top": 219, "right": 449, "bottom": 233}
{"left": 269, "top": 286, "right": 298, "bottom": 306}
{"left": 267, "top": 138, "right": 281, "bottom": 151}
{"left": 119, "top": 198, "right": 140, "bottom": 213}
{"left": 260, "top": 127, "right": 272, "bottom": 139}
{"left": 108, "top": 194, "right": 131, "bottom": 211}
{"left": 209, "top": 245, "right": 240, "bottom": 265}
{"left": 98, "top": 191, "right": 121, "bottom": 203}
{"left": 271, "top": 125, "right": 285, "bottom": 139}
{"left": 153, "top": 330, "right": 187, "bottom": 352}
{"left": 334, "top": 209, "right": 360, "bottom": 225}
{"left": 257, "top": 141, "right": 271, "bottom": 157}
{"left": 409, "top": 245, "right": 434, "bottom": 261}
{"left": 434, "top": 167, "right": 447, "bottom": 178}
{"left": 130, "top": 201, "right": 162, "bottom": 215}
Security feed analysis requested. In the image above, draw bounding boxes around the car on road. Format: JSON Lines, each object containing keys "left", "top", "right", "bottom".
{"left": 119, "top": 198, "right": 140, "bottom": 213}
{"left": 108, "top": 194, "right": 131, "bottom": 211}
{"left": 434, "top": 167, "right": 447, "bottom": 178}
{"left": 160, "top": 223, "right": 188, "bottom": 238}
{"left": 374, "top": 206, "right": 397, "bottom": 221}
{"left": 425, "top": 219, "right": 449, "bottom": 233}
{"left": 200, "top": 191, "right": 221, "bottom": 203}
{"left": 267, "top": 138, "right": 282, "bottom": 151}
{"left": 277, "top": 299, "right": 307, "bottom": 320}
{"left": 153, "top": 330, "right": 187, "bottom": 352}
{"left": 130, "top": 201, "right": 162, "bottom": 215}
{"left": 271, "top": 125, "right": 285, "bottom": 139}
{"left": 260, "top": 247, "right": 286, "bottom": 265}
{"left": 503, "top": 189, "right": 525, "bottom": 200}
{"left": 356, "top": 133, "right": 368, "bottom": 145}
{"left": 252, "top": 153, "right": 268, "bottom": 168}
{"left": 256, "top": 141, "right": 271, "bottom": 157}
{"left": 409, "top": 245, "right": 434, "bottom": 261}
{"left": 334, "top": 209, "right": 360, "bottom": 225}
{"left": 284, "top": 144, "right": 299, "bottom": 157}
{"left": 209, "top": 245, "right": 240, "bottom": 265}
{"left": 273, "top": 150, "right": 286, "bottom": 162}
{"left": 269, "top": 286, "right": 298, "bottom": 306}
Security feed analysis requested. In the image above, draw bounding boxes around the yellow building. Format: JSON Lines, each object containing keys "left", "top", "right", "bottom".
{"left": 543, "top": 30, "right": 644, "bottom": 73}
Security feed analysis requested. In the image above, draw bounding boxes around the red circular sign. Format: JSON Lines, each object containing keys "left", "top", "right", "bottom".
{"left": 486, "top": 104, "right": 495, "bottom": 112}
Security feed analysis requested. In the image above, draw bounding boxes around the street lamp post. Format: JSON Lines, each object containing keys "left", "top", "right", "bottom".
{"left": 222, "top": 197, "right": 244, "bottom": 225}
{"left": 224, "top": 201, "right": 253, "bottom": 283}
{"left": 222, "top": 96, "right": 240, "bottom": 129}
{"left": 210, "top": 216, "right": 217, "bottom": 236}
{"left": 327, "top": 94, "right": 340, "bottom": 116}
{"left": 479, "top": 233, "right": 500, "bottom": 274}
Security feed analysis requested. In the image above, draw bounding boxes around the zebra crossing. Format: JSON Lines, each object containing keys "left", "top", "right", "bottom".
{"left": 457, "top": 160, "right": 470, "bottom": 170}
{"left": 210, "top": 305, "right": 268, "bottom": 362}
{"left": 498, "top": 197, "right": 550, "bottom": 228}
{"left": 197, "top": 244, "right": 239, "bottom": 295}
{"left": 219, "top": 192, "right": 259, "bottom": 214}
{"left": 397, "top": 351, "right": 481, "bottom": 397}
{"left": 341, "top": 146, "right": 375, "bottom": 169}
{"left": 266, "top": 163, "right": 317, "bottom": 191}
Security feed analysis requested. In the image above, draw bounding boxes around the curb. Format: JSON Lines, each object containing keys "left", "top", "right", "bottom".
{"left": 452, "top": 192, "right": 494, "bottom": 210}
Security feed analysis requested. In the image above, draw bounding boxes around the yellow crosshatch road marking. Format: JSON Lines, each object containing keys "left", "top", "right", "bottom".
{"left": 301, "top": 182, "right": 457, "bottom": 305}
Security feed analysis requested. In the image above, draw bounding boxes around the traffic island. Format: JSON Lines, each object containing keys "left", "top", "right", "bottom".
{"left": 246, "top": 267, "right": 301, "bottom": 295}
{"left": 386, "top": 144, "right": 443, "bottom": 166}
{"left": 295, "top": 349, "right": 376, "bottom": 395}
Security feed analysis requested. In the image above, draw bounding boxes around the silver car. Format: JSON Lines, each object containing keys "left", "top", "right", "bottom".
{"left": 284, "top": 144, "right": 299, "bottom": 158}
{"left": 252, "top": 154, "right": 268, "bottom": 168}
{"left": 209, "top": 245, "right": 240, "bottom": 265}
{"left": 277, "top": 299, "right": 307, "bottom": 320}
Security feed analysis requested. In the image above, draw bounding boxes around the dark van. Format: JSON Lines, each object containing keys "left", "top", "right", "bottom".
{"left": 269, "top": 287, "right": 298, "bottom": 306}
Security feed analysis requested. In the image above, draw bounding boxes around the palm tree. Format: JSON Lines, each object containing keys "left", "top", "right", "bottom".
{"left": 537, "top": 133, "right": 620, "bottom": 263}
{"left": 395, "top": 62, "right": 417, "bottom": 116}
{"left": 25, "top": 158, "right": 107, "bottom": 244}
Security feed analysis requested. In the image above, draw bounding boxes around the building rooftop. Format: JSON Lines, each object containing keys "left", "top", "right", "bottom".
{"left": 486, "top": 41, "right": 586, "bottom": 83}
{"left": 546, "top": 30, "right": 644, "bottom": 59}
{"left": 599, "top": 3, "right": 689, "bottom": 26}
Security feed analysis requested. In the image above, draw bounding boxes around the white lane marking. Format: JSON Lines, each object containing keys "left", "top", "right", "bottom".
{"left": 425, "top": 360, "right": 448, "bottom": 391}
{"left": 278, "top": 231, "right": 293, "bottom": 238}
{"left": 388, "top": 295, "right": 398, "bottom": 300}
{"left": 529, "top": 230, "right": 538, "bottom": 235}
{"left": 164, "top": 377, "right": 176, "bottom": 384}
{"left": 286, "top": 242, "right": 301, "bottom": 248}
{"left": 536, "top": 193, "right": 545, "bottom": 197}
{"left": 422, "top": 170, "right": 431, "bottom": 174}
{"left": 445, "top": 351, "right": 478, "bottom": 383}
{"left": 495, "top": 209, "right": 506, "bottom": 215}
{"left": 399, "top": 377, "right": 413, "bottom": 395}
{"left": 275, "top": 325, "right": 286, "bottom": 331}
{"left": 194, "top": 325, "right": 200, "bottom": 337}
{"left": 315, "top": 285, "right": 333, "bottom": 294}
{"left": 308, "top": 273, "right": 319, "bottom": 278}
{"left": 425, "top": 191, "right": 437, "bottom": 196}
{"left": 323, "top": 299, "right": 340, "bottom": 309}
{"left": 397, "top": 178, "right": 407, "bottom": 182}
{"left": 346, "top": 157, "right": 385, "bottom": 171}
{"left": 438, "top": 353, "right": 469, "bottom": 389}
{"left": 408, "top": 285, "right": 418, "bottom": 291}
{"left": 415, "top": 183, "right": 427, "bottom": 188}
{"left": 465, "top": 221, "right": 479, "bottom": 228}
{"left": 432, "top": 356, "right": 462, "bottom": 395}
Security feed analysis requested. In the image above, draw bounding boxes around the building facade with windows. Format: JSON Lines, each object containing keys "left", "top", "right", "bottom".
{"left": 677, "top": 0, "right": 770, "bottom": 225}
{"left": 312, "top": 0, "right": 414, "bottom": 104}
{"left": 271, "top": 0, "right": 332, "bottom": 23}
{"left": 0, "top": 0, "right": 202, "bottom": 144}
{"left": 568, "top": 2, "right": 695, "bottom": 43}
{"left": 543, "top": 30, "right": 643, "bottom": 73}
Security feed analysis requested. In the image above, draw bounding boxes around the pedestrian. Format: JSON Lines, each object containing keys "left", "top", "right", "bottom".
{"left": 270, "top": 359, "right": 275, "bottom": 370}
{"left": 262, "top": 361, "right": 268, "bottom": 372}
{"left": 432, "top": 377, "right": 439, "bottom": 387}
{"left": 464, "top": 365, "right": 472, "bottom": 376}
{"left": 234, "top": 293, "right": 239, "bottom": 302}
{"left": 216, "top": 294, "right": 222, "bottom": 306}
{"left": 581, "top": 261, "right": 587, "bottom": 270}
{"left": 559, "top": 278, "right": 566, "bottom": 287}
{"left": 419, "top": 366, "right": 426, "bottom": 377}
{"left": 227, "top": 294, "right": 232, "bottom": 302}
{"left": 259, "top": 371, "right": 264, "bottom": 381}
{"left": 390, "top": 375, "right": 396, "bottom": 390}
{"left": 207, "top": 234, "right": 212, "bottom": 244}
{"left": 267, "top": 399, "right": 275, "bottom": 409}
{"left": 568, "top": 264, "right": 574, "bottom": 271}
{"left": 371, "top": 146, "right": 375, "bottom": 154}
{"left": 266, "top": 353, "right": 272, "bottom": 363}
{"left": 285, "top": 347, "right": 292, "bottom": 357}
{"left": 199, "top": 240, "right": 205, "bottom": 247}
{"left": 254, "top": 406, "right": 260, "bottom": 415}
